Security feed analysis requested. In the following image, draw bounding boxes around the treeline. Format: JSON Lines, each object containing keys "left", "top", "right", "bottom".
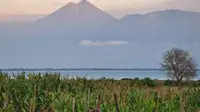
{"left": 120, "top": 77, "right": 200, "bottom": 87}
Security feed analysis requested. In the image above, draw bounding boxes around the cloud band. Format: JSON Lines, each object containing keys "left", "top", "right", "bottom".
{"left": 79, "top": 40, "right": 129, "bottom": 46}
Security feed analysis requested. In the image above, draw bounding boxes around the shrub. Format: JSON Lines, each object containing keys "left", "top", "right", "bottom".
{"left": 164, "top": 80, "right": 172, "bottom": 86}
{"left": 141, "top": 77, "right": 157, "bottom": 88}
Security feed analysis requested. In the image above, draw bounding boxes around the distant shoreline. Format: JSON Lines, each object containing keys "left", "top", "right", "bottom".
{"left": 0, "top": 68, "right": 200, "bottom": 72}
{"left": 0, "top": 68, "right": 163, "bottom": 72}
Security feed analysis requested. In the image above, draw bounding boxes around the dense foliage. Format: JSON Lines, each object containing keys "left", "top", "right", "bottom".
{"left": 0, "top": 72, "right": 200, "bottom": 112}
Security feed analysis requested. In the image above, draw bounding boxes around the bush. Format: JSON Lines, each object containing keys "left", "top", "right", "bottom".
{"left": 133, "top": 77, "right": 140, "bottom": 81}
{"left": 141, "top": 77, "right": 157, "bottom": 88}
{"left": 164, "top": 80, "right": 173, "bottom": 86}
{"left": 121, "top": 78, "right": 132, "bottom": 80}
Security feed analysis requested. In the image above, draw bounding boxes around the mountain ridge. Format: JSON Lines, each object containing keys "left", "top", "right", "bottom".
{"left": 89, "top": 9, "right": 200, "bottom": 42}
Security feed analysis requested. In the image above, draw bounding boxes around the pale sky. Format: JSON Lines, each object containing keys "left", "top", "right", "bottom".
{"left": 1, "top": 0, "right": 200, "bottom": 17}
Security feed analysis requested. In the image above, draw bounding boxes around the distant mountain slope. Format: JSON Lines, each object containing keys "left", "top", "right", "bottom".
{"left": 91, "top": 9, "right": 200, "bottom": 42}
{"left": 0, "top": 15, "right": 44, "bottom": 23}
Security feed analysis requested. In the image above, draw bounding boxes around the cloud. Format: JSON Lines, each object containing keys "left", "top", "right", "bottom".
{"left": 79, "top": 40, "right": 129, "bottom": 46}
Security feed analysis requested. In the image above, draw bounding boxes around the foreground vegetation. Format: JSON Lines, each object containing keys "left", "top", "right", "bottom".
{"left": 0, "top": 72, "right": 200, "bottom": 112}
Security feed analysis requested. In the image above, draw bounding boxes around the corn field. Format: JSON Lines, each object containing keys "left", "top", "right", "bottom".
{"left": 0, "top": 72, "right": 200, "bottom": 112}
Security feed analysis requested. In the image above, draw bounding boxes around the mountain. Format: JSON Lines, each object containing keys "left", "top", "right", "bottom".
{"left": 35, "top": 0, "right": 116, "bottom": 30}
{"left": 91, "top": 9, "right": 200, "bottom": 43}
{"left": 0, "top": 0, "right": 116, "bottom": 44}
{"left": 22, "top": 0, "right": 117, "bottom": 42}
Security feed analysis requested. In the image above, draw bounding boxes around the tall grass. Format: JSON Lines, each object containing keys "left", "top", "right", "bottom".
{"left": 0, "top": 72, "right": 200, "bottom": 112}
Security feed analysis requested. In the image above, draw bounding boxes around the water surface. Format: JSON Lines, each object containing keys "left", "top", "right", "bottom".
{"left": 1, "top": 69, "right": 200, "bottom": 80}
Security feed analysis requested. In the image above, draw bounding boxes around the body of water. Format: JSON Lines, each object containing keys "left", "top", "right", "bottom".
{"left": 1, "top": 69, "right": 200, "bottom": 80}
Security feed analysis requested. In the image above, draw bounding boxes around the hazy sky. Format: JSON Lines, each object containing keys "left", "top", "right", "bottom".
{"left": 1, "top": 0, "right": 200, "bottom": 17}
